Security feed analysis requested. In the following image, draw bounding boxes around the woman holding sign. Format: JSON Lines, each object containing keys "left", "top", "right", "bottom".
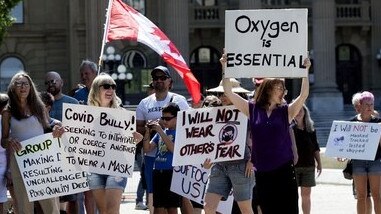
{"left": 1, "top": 72, "right": 61, "bottom": 214}
{"left": 86, "top": 73, "right": 143, "bottom": 214}
{"left": 221, "top": 51, "right": 311, "bottom": 214}
{"left": 349, "top": 91, "right": 381, "bottom": 214}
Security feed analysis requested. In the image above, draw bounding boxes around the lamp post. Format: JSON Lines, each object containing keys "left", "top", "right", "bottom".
{"left": 102, "top": 45, "right": 132, "bottom": 104}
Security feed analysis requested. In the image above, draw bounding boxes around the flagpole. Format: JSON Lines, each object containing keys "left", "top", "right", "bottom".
{"left": 98, "top": 0, "right": 114, "bottom": 74}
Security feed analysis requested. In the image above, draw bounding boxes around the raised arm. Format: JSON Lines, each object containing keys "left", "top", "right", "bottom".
{"left": 220, "top": 52, "right": 249, "bottom": 117}
{"left": 288, "top": 58, "right": 311, "bottom": 123}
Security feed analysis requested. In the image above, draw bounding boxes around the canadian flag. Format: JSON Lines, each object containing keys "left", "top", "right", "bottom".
{"left": 106, "top": 0, "right": 201, "bottom": 104}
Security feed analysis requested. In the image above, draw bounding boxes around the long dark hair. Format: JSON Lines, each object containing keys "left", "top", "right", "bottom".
{"left": 253, "top": 78, "right": 285, "bottom": 109}
{"left": 7, "top": 72, "right": 49, "bottom": 129}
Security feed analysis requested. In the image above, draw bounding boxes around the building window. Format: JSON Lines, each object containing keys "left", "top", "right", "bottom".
{"left": 11, "top": 2, "right": 23, "bottom": 24}
{"left": 121, "top": 50, "right": 148, "bottom": 94}
{"left": 0, "top": 56, "right": 25, "bottom": 91}
{"left": 123, "top": 0, "right": 145, "bottom": 15}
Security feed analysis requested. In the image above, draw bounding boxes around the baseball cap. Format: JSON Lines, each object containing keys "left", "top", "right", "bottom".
{"left": 151, "top": 66, "right": 171, "bottom": 78}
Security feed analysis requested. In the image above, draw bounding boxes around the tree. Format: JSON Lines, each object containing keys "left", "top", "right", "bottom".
{"left": 0, "top": 0, "right": 22, "bottom": 44}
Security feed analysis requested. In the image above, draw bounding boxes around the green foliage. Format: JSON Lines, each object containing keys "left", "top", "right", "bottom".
{"left": 0, "top": 0, "right": 22, "bottom": 44}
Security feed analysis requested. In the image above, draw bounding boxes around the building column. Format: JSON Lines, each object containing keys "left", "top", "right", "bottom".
{"left": 371, "top": 0, "right": 381, "bottom": 107}
{"left": 85, "top": 1, "right": 106, "bottom": 63}
{"left": 162, "top": 0, "right": 189, "bottom": 96}
{"left": 310, "top": 0, "right": 343, "bottom": 112}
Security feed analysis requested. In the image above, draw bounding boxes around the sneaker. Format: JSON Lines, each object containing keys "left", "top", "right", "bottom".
{"left": 135, "top": 202, "right": 148, "bottom": 210}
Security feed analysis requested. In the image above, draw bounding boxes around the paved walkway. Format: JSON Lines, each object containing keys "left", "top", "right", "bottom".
{"left": 120, "top": 168, "right": 358, "bottom": 214}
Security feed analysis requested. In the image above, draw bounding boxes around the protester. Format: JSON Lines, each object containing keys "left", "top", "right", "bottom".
{"left": 87, "top": 73, "right": 143, "bottom": 214}
{"left": 45, "top": 71, "right": 79, "bottom": 121}
{"left": 45, "top": 71, "right": 80, "bottom": 213}
{"left": 73, "top": 60, "right": 98, "bottom": 105}
{"left": 349, "top": 92, "right": 373, "bottom": 214}
{"left": 203, "top": 79, "right": 255, "bottom": 214}
{"left": 349, "top": 91, "right": 381, "bottom": 214}
{"left": 221, "top": 51, "right": 311, "bottom": 213}
{"left": 136, "top": 65, "right": 189, "bottom": 214}
{"left": 142, "top": 102, "right": 182, "bottom": 214}
{"left": 1, "top": 72, "right": 61, "bottom": 214}
{"left": 293, "top": 104, "right": 322, "bottom": 214}
{"left": 0, "top": 93, "right": 9, "bottom": 213}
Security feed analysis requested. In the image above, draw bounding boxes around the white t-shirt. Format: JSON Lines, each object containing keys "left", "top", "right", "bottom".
{"left": 136, "top": 92, "right": 189, "bottom": 157}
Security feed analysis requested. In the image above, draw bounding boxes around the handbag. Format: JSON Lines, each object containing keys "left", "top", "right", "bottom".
{"left": 342, "top": 160, "right": 353, "bottom": 180}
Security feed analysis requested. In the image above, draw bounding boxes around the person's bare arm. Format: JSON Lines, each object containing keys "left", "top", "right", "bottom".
{"left": 288, "top": 58, "right": 311, "bottom": 123}
{"left": 220, "top": 50, "right": 249, "bottom": 116}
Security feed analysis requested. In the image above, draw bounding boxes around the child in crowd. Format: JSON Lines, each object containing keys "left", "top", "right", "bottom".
{"left": 142, "top": 103, "right": 182, "bottom": 214}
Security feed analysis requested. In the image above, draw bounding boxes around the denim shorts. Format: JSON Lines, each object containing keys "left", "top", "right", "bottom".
{"left": 352, "top": 159, "right": 381, "bottom": 175}
{"left": 207, "top": 161, "right": 254, "bottom": 201}
{"left": 88, "top": 173, "right": 127, "bottom": 190}
{"left": 295, "top": 167, "right": 316, "bottom": 187}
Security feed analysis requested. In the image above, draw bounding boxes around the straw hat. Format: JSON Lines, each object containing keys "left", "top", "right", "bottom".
{"left": 206, "top": 78, "right": 250, "bottom": 94}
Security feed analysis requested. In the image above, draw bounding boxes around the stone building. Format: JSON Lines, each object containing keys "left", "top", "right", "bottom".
{"left": 1, "top": 0, "right": 380, "bottom": 110}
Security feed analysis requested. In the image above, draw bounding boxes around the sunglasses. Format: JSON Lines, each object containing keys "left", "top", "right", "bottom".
{"left": 100, "top": 84, "right": 116, "bottom": 90}
{"left": 161, "top": 116, "right": 176, "bottom": 121}
{"left": 45, "top": 79, "right": 57, "bottom": 86}
{"left": 14, "top": 81, "right": 30, "bottom": 88}
{"left": 152, "top": 76, "right": 168, "bottom": 81}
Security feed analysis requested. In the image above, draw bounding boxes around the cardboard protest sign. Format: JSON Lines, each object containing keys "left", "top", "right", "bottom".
{"left": 173, "top": 106, "right": 247, "bottom": 166}
{"left": 61, "top": 103, "right": 136, "bottom": 177}
{"left": 15, "top": 133, "right": 89, "bottom": 202}
{"left": 225, "top": 9, "right": 308, "bottom": 78}
{"left": 325, "top": 121, "right": 381, "bottom": 160}
{"left": 171, "top": 165, "right": 233, "bottom": 213}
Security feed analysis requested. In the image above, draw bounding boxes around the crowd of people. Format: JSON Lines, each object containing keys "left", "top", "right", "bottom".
{"left": 0, "top": 51, "right": 379, "bottom": 214}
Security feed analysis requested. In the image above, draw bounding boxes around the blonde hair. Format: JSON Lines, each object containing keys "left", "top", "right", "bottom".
{"left": 302, "top": 104, "right": 315, "bottom": 132}
{"left": 88, "top": 73, "right": 121, "bottom": 108}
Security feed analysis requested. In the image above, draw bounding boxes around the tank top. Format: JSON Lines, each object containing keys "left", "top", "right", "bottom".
{"left": 10, "top": 116, "right": 44, "bottom": 142}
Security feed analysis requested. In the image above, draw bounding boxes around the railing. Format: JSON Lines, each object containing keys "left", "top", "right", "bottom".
{"left": 189, "top": 3, "right": 371, "bottom": 28}
{"left": 336, "top": 3, "right": 371, "bottom": 25}
{"left": 189, "top": 4, "right": 227, "bottom": 28}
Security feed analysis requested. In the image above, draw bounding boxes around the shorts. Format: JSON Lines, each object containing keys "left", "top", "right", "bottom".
{"left": 88, "top": 173, "right": 127, "bottom": 191}
{"left": 152, "top": 169, "right": 182, "bottom": 208}
{"left": 207, "top": 161, "right": 254, "bottom": 202}
{"left": 144, "top": 156, "right": 155, "bottom": 193}
{"left": 295, "top": 167, "right": 316, "bottom": 187}
{"left": 352, "top": 159, "right": 381, "bottom": 175}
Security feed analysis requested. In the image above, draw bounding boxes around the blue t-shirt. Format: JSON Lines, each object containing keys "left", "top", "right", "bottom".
{"left": 73, "top": 87, "right": 90, "bottom": 105}
{"left": 152, "top": 129, "right": 176, "bottom": 170}
{"left": 50, "top": 95, "right": 79, "bottom": 121}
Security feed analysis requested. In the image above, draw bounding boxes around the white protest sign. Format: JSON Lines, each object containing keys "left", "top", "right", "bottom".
{"left": 325, "top": 121, "right": 381, "bottom": 160}
{"left": 15, "top": 133, "right": 89, "bottom": 202}
{"left": 173, "top": 106, "right": 247, "bottom": 166}
{"left": 170, "top": 165, "right": 233, "bottom": 214}
{"left": 62, "top": 103, "right": 136, "bottom": 177}
{"left": 225, "top": 9, "right": 308, "bottom": 78}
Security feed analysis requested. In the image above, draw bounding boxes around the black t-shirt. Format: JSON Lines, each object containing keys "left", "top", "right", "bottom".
{"left": 350, "top": 116, "right": 381, "bottom": 160}
{"left": 293, "top": 126, "right": 320, "bottom": 167}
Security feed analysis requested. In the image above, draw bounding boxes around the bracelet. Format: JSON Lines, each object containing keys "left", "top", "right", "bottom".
{"left": 142, "top": 137, "right": 149, "bottom": 141}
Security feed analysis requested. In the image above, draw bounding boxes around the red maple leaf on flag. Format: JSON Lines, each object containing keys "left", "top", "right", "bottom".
{"left": 105, "top": 0, "right": 201, "bottom": 103}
